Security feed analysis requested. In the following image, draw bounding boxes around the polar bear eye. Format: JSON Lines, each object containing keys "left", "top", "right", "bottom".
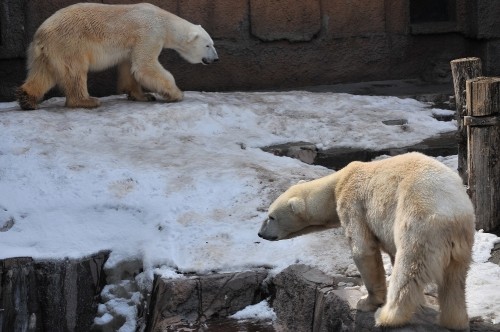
{"left": 268, "top": 216, "right": 275, "bottom": 221}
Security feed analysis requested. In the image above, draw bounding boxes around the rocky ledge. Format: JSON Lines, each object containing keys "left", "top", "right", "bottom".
{"left": 0, "top": 251, "right": 109, "bottom": 332}
{"left": 143, "top": 264, "right": 500, "bottom": 331}
{"left": 2, "top": 255, "right": 499, "bottom": 331}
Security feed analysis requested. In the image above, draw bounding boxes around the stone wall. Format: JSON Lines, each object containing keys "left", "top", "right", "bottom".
{"left": 143, "top": 264, "right": 500, "bottom": 331}
{"left": 0, "top": 251, "right": 109, "bottom": 332}
{"left": 1, "top": 0, "right": 500, "bottom": 101}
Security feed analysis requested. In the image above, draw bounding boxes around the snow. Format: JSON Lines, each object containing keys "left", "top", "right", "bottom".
{"left": 229, "top": 299, "right": 277, "bottom": 321}
{"left": 0, "top": 91, "right": 499, "bottom": 328}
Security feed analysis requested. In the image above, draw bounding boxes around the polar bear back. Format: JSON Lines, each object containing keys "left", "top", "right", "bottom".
{"left": 338, "top": 153, "right": 471, "bottom": 211}
{"left": 335, "top": 152, "right": 474, "bottom": 254}
{"left": 31, "top": 3, "right": 189, "bottom": 71}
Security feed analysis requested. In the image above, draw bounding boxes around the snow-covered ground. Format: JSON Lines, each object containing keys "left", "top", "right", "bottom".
{"left": 1, "top": 91, "right": 499, "bottom": 329}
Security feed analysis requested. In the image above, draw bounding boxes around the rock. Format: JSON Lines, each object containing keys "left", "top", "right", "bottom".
{"left": 382, "top": 119, "right": 409, "bottom": 126}
{"left": 249, "top": 0, "right": 321, "bottom": 42}
{"left": 315, "top": 131, "right": 457, "bottom": 170}
{"left": 470, "top": 318, "right": 500, "bottom": 332}
{"left": 261, "top": 132, "right": 457, "bottom": 171}
{"left": 35, "top": 251, "right": 110, "bottom": 332}
{"left": 272, "top": 264, "right": 357, "bottom": 331}
{"left": 200, "top": 270, "right": 268, "bottom": 317}
{"left": 0, "top": 251, "right": 110, "bottom": 332}
{"left": 145, "top": 269, "right": 268, "bottom": 332}
{"left": 0, "top": 0, "right": 28, "bottom": 59}
{"left": 271, "top": 264, "right": 499, "bottom": 332}
{"left": 488, "top": 242, "right": 500, "bottom": 266}
{"left": 262, "top": 141, "right": 318, "bottom": 164}
{"left": 0, "top": 257, "right": 38, "bottom": 332}
{"left": 147, "top": 275, "right": 200, "bottom": 329}
{"left": 313, "top": 287, "right": 354, "bottom": 331}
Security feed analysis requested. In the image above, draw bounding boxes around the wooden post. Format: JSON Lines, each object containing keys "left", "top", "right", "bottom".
{"left": 465, "top": 77, "right": 500, "bottom": 232}
{"left": 450, "top": 57, "right": 482, "bottom": 184}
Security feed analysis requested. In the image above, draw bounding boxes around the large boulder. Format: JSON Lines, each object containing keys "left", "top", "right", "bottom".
{"left": 0, "top": 251, "right": 109, "bottom": 332}
{"left": 145, "top": 269, "right": 268, "bottom": 331}
{"left": 271, "top": 264, "right": 498, "bottom": 332}
{"left": 272, "top": 264, "right": 358, "bottom": 331}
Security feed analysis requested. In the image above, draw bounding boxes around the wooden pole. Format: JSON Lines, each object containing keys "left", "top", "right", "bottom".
{"left": 465, "top": 77, "right": 500, "bottom": 232}
{"left": 450, "top": 57, "right": 482, "bottom": 184}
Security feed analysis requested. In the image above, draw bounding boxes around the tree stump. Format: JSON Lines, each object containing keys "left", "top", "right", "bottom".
{"left": 450, "top": 57, "right": 483, "bottom": 184}
{"left": 465, "top": 77, "right": 500, "bottom": 232}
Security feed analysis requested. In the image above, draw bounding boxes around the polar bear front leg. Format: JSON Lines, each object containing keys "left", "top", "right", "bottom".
{"left": 117, "top": 60, "right": 156, "bottom": 102}
{"left": 130, "top": 56, "right": 184, "bottom": 103}
{"left": 344, "top": 224, "right": 387, "bottom": 311}
{"left": 353, "top": 251, "right": 387, "bottom": 311}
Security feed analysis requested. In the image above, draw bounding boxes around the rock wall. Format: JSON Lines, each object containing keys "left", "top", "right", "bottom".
{"left": 145, "top": 269, "right": 268, "bottom": 331}
{"left": 0, "top": 251, "right": 109, "bottom": 332}
{"left": 145, "top": 264, "right": 500, "bottom": 331}
{"left": 1, "top": 0, "right": 500, "bottom": 101}
{"left": 3, "top": 258, "right": 499, "bottom": 331}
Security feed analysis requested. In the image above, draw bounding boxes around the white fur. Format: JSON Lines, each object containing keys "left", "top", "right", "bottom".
{"left": 17, "top": 3, "right": 218, "bottom": 110}
{"left": 259, "top": 152, "right": 475, "bottom": 330}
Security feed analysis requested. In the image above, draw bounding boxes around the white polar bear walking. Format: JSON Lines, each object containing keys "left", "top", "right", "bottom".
{"left": 17, "top": 2, "right": 218, "bottom": 110}
{"left": 259, "top": 152, "right": 475, "bottom": 330}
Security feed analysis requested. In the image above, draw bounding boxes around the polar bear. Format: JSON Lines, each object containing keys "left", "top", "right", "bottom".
{"left": 258, "top": 152, "right": 475, "bottom": 330}
{"left": 16, "top": 3, "right": 218, "bottom": 110}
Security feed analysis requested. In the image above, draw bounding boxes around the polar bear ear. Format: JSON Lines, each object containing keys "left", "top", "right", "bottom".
{"left": 297, "top": 180, "right": 307, "bottom": 184}
{"left": 187, "top": 31, "right": 199, "bottom": 43}
{"left": 288, "top": 197, "right": 305, "bottom": 215}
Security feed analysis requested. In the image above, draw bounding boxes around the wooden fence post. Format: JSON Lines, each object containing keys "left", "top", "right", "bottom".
{"left": 450, "top": 57, "right": 482, "bottom": 184}
{"left": 465, "top": 77, "right": 500, "bottom": 232}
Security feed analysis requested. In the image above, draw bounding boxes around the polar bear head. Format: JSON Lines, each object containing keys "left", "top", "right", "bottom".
{"left": 177, "top": 25, "right": 218, "bottom": 65}
{"left": 258, "top": 181, "right": 340, "bottom": 241}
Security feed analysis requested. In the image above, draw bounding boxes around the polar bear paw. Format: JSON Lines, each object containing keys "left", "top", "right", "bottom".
{"left": 127, "top": 92, "right": 156, "bottom": 102}
{"left": 16, "top": 88, "right": 38, "bottom": 111}
{"left": 356, "top": 295, "right": 384, "bottom": 312}
{"left": 374, "top": 304, "right": 411, "bottom": 327}
{"left": 163, "top": 88, "right": 184, "bottom": 102}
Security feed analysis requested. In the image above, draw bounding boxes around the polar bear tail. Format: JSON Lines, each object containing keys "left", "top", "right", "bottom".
{"left": 16, "top": 41, "right": 56, "bottom": 110}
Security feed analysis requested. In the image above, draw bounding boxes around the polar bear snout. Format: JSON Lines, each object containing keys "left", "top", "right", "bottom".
{"left": 257, "top": 232, "right": 277, "bottom": 241}
{"left": 201, "top": 47, "right": 219, "bottom": 65}
{"left": 258, "top": 218, "right": 279, "bottom": 241}
{"left": 202, "top": 56, "right": 218, "bottom": 65}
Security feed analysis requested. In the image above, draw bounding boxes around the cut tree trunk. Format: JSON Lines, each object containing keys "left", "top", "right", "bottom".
{"left": 465, "top": 76, "right": 500, "bottom": 232}
{"left": 450, "top": 57, "right": 482, "bottom": 184}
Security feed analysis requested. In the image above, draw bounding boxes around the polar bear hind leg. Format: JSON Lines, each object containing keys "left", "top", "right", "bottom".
{"left": 438, "top": 258, "right": 470, "bottom": 330}
{"left": 375, "top": 246, "right": 425, "bottom": 327}
{"left": 117, "top": 60, "right": 156, "bottom": 102}
{"left": 17, "top": 44, "right": 57, "bottom": 110}
{"left": 375, "top": 230, "right": 431, "bottom": 327}
{"left": 437, "top": 221, "right": 472, "bottom": 331}
{"left": 57, "top": 58, "right": 100, "bottom": 108}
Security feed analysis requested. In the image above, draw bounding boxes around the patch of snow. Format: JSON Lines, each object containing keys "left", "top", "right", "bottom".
{"left": 229, "top": 300, "right": 277, "bottom": 321}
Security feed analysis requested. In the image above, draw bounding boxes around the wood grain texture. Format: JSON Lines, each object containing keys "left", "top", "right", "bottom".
{"left": 466, "top": 76, "right": 500, "bottom": 232}
{"left": 450, "top": 57, "right": 482, "bottom": 184}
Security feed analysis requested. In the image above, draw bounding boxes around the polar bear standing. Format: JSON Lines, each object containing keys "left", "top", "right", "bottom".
{"left": 259, "top": 152, "right": 475, "bottom": 330}
{"left": 16, "top": 3, "right": 218, "bottom": 110}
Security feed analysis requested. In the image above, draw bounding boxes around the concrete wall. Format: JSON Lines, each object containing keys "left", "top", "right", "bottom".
{"left": 1, "top": 0, "right": 499, "bottom": 101}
